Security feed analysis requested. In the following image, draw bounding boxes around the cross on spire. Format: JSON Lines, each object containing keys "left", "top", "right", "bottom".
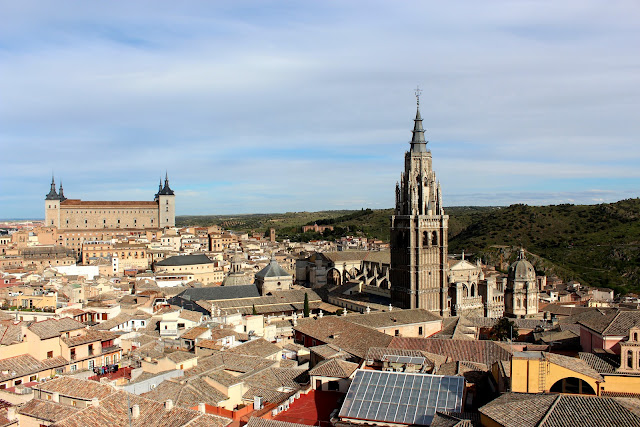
{"left": 415, "top": 86, "right": 422, "bottom": 107}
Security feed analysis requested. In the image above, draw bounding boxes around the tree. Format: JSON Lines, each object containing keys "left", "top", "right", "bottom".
{"left": 303, "top": 293, "right": 310, "bottom": 317}
{"left": 490, "top": 317, "right": 519, "bottom": 341}
{"left": 252, "top": 304, "right": 257, "bottom": 315}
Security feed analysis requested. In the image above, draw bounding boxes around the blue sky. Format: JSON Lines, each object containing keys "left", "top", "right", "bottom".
{"left": 1, "top": 1, "right": 639, "bottom": 218}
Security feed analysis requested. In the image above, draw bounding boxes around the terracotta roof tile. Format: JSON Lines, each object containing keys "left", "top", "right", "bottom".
{"left": 308, "top": 358, "right": 358, "bottom": 378}
{"left": 18, "top": 398, "right": 79, "bottom": 423}
{"left": 34, "top": 377, "right": 114, "bottom": 401}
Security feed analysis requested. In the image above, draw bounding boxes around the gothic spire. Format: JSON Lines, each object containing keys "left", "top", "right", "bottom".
{"left": 59, "top": 181, "right": 67, "bottom": 201}
{"left": 46, "top": 175, "right": 59, "bottom": 200}
{"left": 410, "top": 87, "right": 428, "bottom": 153}
{"left": 158, "top": 171, "right": 175, "bottom": 196}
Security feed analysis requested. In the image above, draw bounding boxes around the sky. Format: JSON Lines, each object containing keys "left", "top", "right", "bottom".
{"left": 1, "top": 1, "right": 639, "bottom": 218}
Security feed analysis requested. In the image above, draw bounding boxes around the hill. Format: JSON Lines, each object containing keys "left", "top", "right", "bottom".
{"left": 176, "top": 199, "right": 640, "bottom": 294}
{"left": 447, "top": 199, "right": 640, "bottom": 294}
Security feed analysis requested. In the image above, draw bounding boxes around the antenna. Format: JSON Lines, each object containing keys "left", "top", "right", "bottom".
{"left": 414, "top": 86, "right": 422, "bottom": 107}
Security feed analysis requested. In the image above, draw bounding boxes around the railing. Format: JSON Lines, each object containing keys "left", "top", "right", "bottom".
{"left": 160, "top": 329, "right": 178, "bottom": 336}
{"left": 101, "top": 345, "right": 120, "bottom": 354}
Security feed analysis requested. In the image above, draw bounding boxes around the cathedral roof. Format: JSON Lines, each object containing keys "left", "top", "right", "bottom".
{"left": 508, "top": 249, "right": 536, "bottom": 281}
{"left": 255, "top": 256, "right": 290, "bottom": 279}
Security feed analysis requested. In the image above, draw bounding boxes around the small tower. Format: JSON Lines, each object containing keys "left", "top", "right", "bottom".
{"left": 269, "top": 228, "right": 276, "bottom": 243}
{"left": 45, "top": 176, "right": 61, "bottom": 228}
{"left": 157, "top": 172, "right": 176, "bottom": 228}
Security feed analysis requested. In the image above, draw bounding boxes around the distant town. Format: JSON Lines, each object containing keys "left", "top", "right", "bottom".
{"left": 1, "top": 103, "right": 639, "bottom": 426}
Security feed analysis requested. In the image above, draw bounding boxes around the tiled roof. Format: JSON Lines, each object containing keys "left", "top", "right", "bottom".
{"left": 173, "top": 285, "right": 259, "bottom": 302}
{"left": 243, "top": 367, "right": 308, "bottom": 390}
{"left": 480, "top": 393, "right": 640, "bottom": 427}
{"left": 545, "top": 353, "right": 603, "bottom": 381}
{"left": 33, "top": 377, "right": 114, "bottom": 400}
{"left": 18, "top": 398, "right": 78, "bottom": 423}
{"left": 294, "top": 316, "right": 393, "bottom": 359}
{"left": 61, "top": 330, "right": 117, "bottom": 347}
{"left": 207, "top": 369, "right": 243, "bottom": 387}
{"left": 0, "top": 354, "right": 67, "bottom": 382}
{"left": 194, "top": 340, "right": 223, "bottom": 351}
{"left": 430, "top": 412, "right": 475, "bottom": 427}
{"left": 156, "top": 254, "right": 214, "bottom": 267}
{"left": 246, "top": 418, "right": 310, "bottom": 427}
{"left": 53, "top": 390, "right": 226, "bottom": 427}
{"left": 182, "top": 353, "right": 276, "bottom": 380}
{"left": 576, "top": 308, "right": 624, "bottom": 334}
{"left": 0, "top": 322, "right": 22, "bottom": 345}
{"left": 180, "top": 327, "right": 209, "bottom": 340}
{"left": 344, "top": 308, "right": 441, "bottom": 329}
{"left": 479, "top": 393, "right": 559, "bottom": 427}
{"left": 226, "top": 338, "right": 281, "bottom": 358}
{"left": 142, "top": 377, "right": 227, "bottom": 408}
{"left": 205, "top": 290, "right": 321, "bottom": 316}
{"left": 541, "top": 395, "right": 640, "bottom": 426}
{"left": 166, "top": 351, "right": 198, "bottom": 364}
{"left": 602, "top": 311, "right": 640, "bottom": 336}
{"left": 309, "top": 344, "right": 351, "bottom": 360}
{"left": 308, "top": 358, "right": 358, "bottom": 378}
{"left": 578, "top": 352, "right": 619, "bottom": 374}
{"left": 389, "top": 337, "right": 511, "bottom": 366}
{"left": 178, "top": 310, "right": 203, "bottom": 323}
{"left": 242, "top": 387, "right": 289, "bottom": 404}
{"left": 28, "top": 318, "right": 85, "bottom": 339}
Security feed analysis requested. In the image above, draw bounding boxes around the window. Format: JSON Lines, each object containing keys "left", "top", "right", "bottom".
{"left": 14, "top": 380, "right": 22, "bottom": 386}
{"left": 395, "top": 329, "right": 400, "bottom": 337}
{"left": 47, "top": 351, "right": 53, "bottom": 359}
{"left": 88, "top": 360, "right": 94, "bottom": 370}
{"left": 418, "top": 327, "right": 423, "bottom": 336}
{"left": 70, "top": 349, "right": 76, "bottom": 360}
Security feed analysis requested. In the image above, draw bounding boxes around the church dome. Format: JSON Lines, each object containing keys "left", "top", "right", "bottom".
{"left": 508, "top": 249, "right": 536, "bottom": 282}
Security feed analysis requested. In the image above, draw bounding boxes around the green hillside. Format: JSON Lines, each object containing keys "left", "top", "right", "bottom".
{"left": 447, "top": 199, "right": 640, "bottom": 294}
{"left": 176, "top": 199, "right": 640, "bottom": 293}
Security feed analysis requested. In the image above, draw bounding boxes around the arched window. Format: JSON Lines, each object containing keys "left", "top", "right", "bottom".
{"left": 470, "top": 283, "right": 476, "bottom": 297}
{"left": 629, "top": 351, "right": 634, "bottom": 369}
{"left": 431, "top": 231, "right": 437, "bottom": 246}
{"left": 423, "top": 231, "right": 430, "bottom": 247}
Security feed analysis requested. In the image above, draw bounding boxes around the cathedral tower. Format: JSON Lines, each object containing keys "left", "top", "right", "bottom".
{"left": 390, "top": 91, "right": 449, "bottom": 316}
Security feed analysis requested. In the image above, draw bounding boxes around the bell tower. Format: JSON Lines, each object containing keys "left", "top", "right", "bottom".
{"left": 390, "top": 89, "right": 450, "bottom": 316}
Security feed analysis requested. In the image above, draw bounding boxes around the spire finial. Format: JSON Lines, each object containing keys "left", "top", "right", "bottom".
{"left": 415, "top": 86, "right": 422, "bottom": 108}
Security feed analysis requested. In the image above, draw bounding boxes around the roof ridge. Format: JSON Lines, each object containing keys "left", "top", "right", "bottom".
{"left": 601, "top": 310, "right": 624, "bottom": 335}
{"left": 537, "top": 395, "right": 562, "bottom": 426}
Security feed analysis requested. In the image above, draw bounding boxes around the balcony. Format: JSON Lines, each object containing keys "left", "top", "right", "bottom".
{"left": 101, "top": 345, "right": 121, "bottom": 354}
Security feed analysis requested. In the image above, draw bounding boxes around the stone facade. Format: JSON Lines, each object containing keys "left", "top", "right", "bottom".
{"left": 390, "top": 99, "right": 449, "bottom": 316}
{"left": 504, "top": 249, "right": 540, "bottom": 318}
{"left": 44, "top": 175, "right": 175, "bottom": 230}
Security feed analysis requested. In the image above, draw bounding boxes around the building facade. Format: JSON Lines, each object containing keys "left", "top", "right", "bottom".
{"left": 504, "top": 249, "right": 540, "bottom": 318}
{"left": 390, "top": 96, "right": 449, "bottom": 316}
{"left": 44, "top": 174, "right": 176, "bottom": 230}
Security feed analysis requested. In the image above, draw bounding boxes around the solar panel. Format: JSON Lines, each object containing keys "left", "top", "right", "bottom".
{"left": 339, "top": 370, "right": 464, "bottom": 426}
{"left": 383, "top": 354, "right": 427, "bottom": 365}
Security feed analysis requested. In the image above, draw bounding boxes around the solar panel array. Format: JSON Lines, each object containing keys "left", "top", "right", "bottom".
{"left": 383, "top": 354, "right": 426, "bottom": 365}
{"left": 339, "top": 370, "right": 464, "bottom": 426}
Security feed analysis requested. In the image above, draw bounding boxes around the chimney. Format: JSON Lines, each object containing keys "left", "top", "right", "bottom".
{"left": 164, "top": 399, "right": 173, "bottom": 410}
{"left": 91, "top": 397, "right": 99, "bottom": 407}
{"left": 52, "top": 392, "right": 60, "bottom": 403}
{"left": 6, "top": 407, "right": 16, "bottom": 421}
{"left": 131, "top": 404, "right": 140, "bottom": 419}
{"left": 318, "top": 310, "right": 323, "bottom": 318}
{"left": 198, "top": 402, "right": 206, "bottom": 414}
